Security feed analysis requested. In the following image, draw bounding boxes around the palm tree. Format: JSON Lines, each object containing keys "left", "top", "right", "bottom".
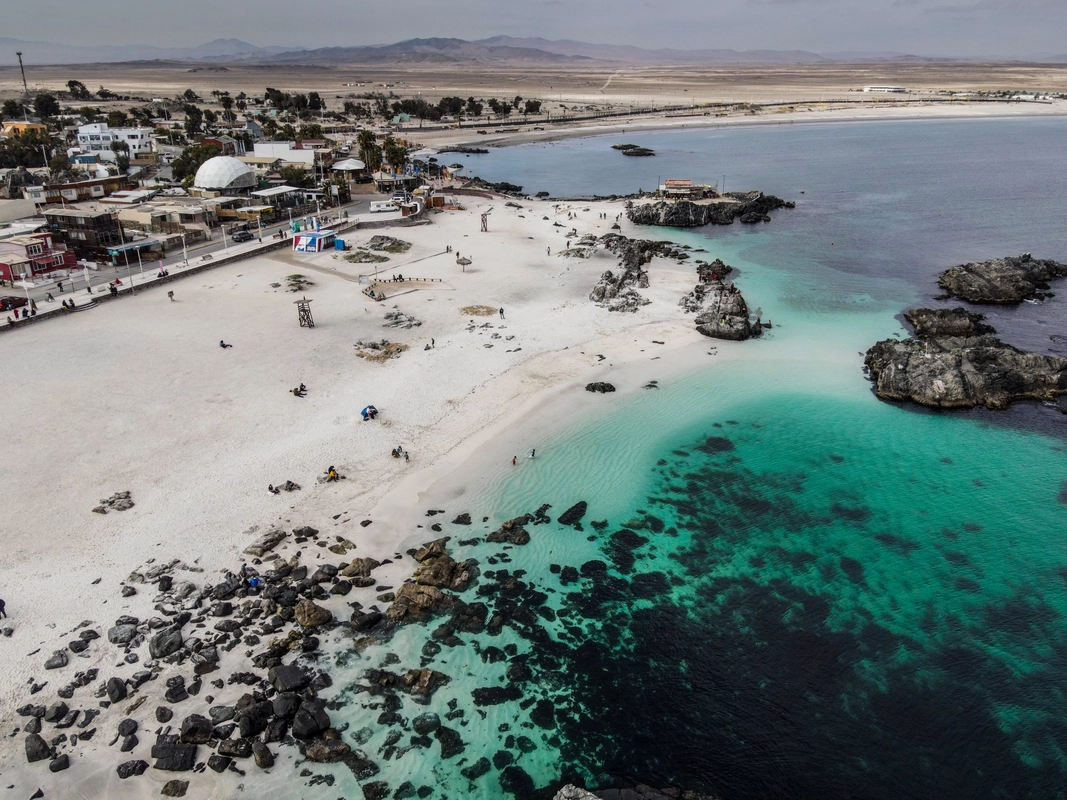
{"left": 356, "top": 129, "right": 376, "bottom": 165}
{"left": 382, "top": 137, "right": 408, "bottom": 173}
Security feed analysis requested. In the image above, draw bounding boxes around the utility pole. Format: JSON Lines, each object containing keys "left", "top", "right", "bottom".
{"left": 16, "top": 52, "right": 29, "bottom": 97}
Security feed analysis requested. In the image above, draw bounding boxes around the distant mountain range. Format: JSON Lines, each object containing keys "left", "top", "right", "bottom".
{"left": 0, "top": 38, "right": 304, "bottom": 66}
{"left": 2, "top": 35, "right": 1065, "bottom": 67}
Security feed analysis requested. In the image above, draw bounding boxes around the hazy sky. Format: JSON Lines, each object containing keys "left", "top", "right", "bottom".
{"left": 5, "top": 0, "right": 1067, "bottom": 57}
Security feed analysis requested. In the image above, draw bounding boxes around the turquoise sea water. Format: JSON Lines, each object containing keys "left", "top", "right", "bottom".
{"left": 328, "top": 119, "right": 1067, "bottom": 799}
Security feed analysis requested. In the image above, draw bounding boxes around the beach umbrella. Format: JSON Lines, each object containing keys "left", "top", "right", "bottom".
{"left": 456, "top": 256, "right": 472, "bottom": 273}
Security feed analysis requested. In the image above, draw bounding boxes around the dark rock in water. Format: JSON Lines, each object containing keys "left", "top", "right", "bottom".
{"left": 499, "top": 765, "right": 535, "bottom": 796}
{"left": 218, "top": 737, "right": 252, "bottom": 758}
{"left": 864, "top": 334, "right": 1067, "bottom": 409}
{"left": 559, "top": 566, "right": 580, "bottom": 585}
{"left": 236, "top": 701, "right": 274, "bottom": 738}
{"left": 621, "top": 147, "right": 655, "bottom": 157}
{"left": 434, "top": 726, "right": 465, "bottom": 758}
{"left": 506, "top": 661, "right": 532, "bottom": 682}
{"left": 530, "top": 698, "right": 556, "bottom": 729}
{"left": 106, "top": 676, "right": 127, "bottom": 703}
{"left": 472, "top": 686, "right": 523, "bottom": 706}
{"left": 25, "top": 733, "right": 51, "bottom": 762}
{"left": 585, "top": 382, "right": 616, "bottom": 393}
{"left": 151, "top": 734, "right": 197, "bottom": 771}
{"left": 487, "top": 517, "right": 531, "bottom": 545}
{"left": 412, "top": 712, "right": 441, "bottom": 735}
{"left": 461, "top": 756, "right": 492, "bottom": 780}
{"left": 291, "top": 701, "right": 330, "bottom": 739}
{"left": 179, "top": 714, "right": 213, "bottom": 744}
{"left": 362, "top": 781, "right": 391, "bottom": 800}
{"left": 904, "top": 307, "right": 995, "bottom": 338}
{"left": 451, "top": 513, "right": 472, "bottom": 525}
{"left": 557, "top": 501, "right": 588, "bottom": 527}
{"left": 44, "top": 650, "right": 68, "bottom": 670}
{"left": 117, "top": 759, "right": 149, "bottom": 779}
{"left": 48, "top": 754, "right": 70, "bottom": 772}
{"left": 364, "top": 667, "right": 451, "bottom": 700}
{"left": 252, "top": 740, "right": 275, "bottom": 768}
{"left": 273, "top": 692, "right": 300, "bottom": 719}
{"left": 149, "top": 628, "right": 183, "bottom": 660}
{"left": 696, "top": 436, "right": 735, "bottom": 454}
{"left": 628, "top": 192, "right": 793, "bottom": 228}
{"left": 937, "top": 253, "right": 1067, "bottom": 304}
{"left": 156, "top": 706, "right": 173, "bottom": 723}
{"left": 161, "top": 779, "right": 189, "bottom": 797}
{"left": 304, "top": 739, "right": 351, "bottom": 762}
{"left": 269, "top": 663, "right": 310, "bottom": 693}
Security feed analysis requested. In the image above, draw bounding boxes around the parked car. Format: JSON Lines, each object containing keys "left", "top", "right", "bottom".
{"left": 232, "top": 229, "right": 254, "bottom": 243}
{"left": 0, "top": 296, "right": 28, "bottom": 311}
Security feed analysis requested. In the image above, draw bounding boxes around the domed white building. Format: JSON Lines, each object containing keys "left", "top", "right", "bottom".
{"left": 193, "top": 156, "right": 256, "bottom": 192}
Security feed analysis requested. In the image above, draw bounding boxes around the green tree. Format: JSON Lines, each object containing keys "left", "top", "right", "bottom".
{"left": 278, "top": 164, "right": 312, "bottom": 188}
{"left": 437, "top": 96, "right": 465, "bottom": 116}
{"left": 66, "top": 80, "right": 92, "bottom": 100}
{"left": 220, "top": 95, "right": 235, "bottom": 125}
{"left": 183, "top": 89, "right": 198, "bottom": 102}
{"left": 106, "top": 110, "right": 129, "bottom": 128}
{"left": 33, "top": 93, "right": 61, "bottom": 118}
{"left": 97, "top": 86, "right": 117, "bottom": 100}
{"left": 183, "top": 105, "right": 203, "bottom": 136}
{"left": 524, "top": 99, "right": 542, "bottom": 115}
{"left": 297, "top": 123, "right": 323, "bottom": 141}
{"left": 2, "top": 99, "right": 24, "bottom": 119}
{"left": 382, "top": 137, "right": 408, "bottom": 172}
{"left": 465, "top": 97, "right": 483, "bottom": 117}
{"left": 170, "top": 142, "right": 222, "bottom": 183}
{"left": 308, "top": 92, "right": 323, "bottom": 111}
{"left": 512, "top": 95, "right": 523, "bottom": 110}
{"left": 110, "top": 140, "right": 130, "bottom": 173}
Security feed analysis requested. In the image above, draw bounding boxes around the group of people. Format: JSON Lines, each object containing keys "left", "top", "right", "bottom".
{"left": 268, "top": 480, "right": 301, "bottom": 494}
{"left": 238, "top": 564, "right": 263, "bottom": 592}
{"left": 7, "top": 303, "right": 37, "bottom": 321}
{"left": 391, "top": 445, "right": 410, "bottom": 461}
{"left": 157, "top": 268, "right": 171, "bottom": 278}
{"left": 291, "top": 383, "right": 307, "bottom": 397}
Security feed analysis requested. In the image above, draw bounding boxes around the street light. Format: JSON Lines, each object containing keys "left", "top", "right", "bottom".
{"left": 180, "top": 233, "right": 188, "bottom": 266}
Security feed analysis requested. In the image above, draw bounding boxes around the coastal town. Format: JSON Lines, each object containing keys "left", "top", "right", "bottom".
{"left": 2, "top": 23, "right": 1067, "bottom": 800}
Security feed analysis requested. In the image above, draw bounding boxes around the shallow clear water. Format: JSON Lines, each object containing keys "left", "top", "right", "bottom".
{"left": 326, "top": 119, "right": 1067, "bottom": 799}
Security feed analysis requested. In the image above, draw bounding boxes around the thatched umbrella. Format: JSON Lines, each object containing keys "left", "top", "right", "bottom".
{"left": 456, "top": 255, "right": 472, "bottom": 273}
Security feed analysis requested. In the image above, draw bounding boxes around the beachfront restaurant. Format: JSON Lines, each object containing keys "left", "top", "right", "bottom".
{"left": 292, "top": 229, "right": 337, "bottom": 253}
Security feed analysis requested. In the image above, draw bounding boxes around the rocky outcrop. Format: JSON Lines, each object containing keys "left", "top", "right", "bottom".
{"left": 585, "top": 382, "right": 616, "bottom": 393}
{"left": 626, "top": 191, "right": 793, "bottom": 228}
{"left": 864, "top": 334, "right": 1067, "bottom": 409}
{"left": 588, "top": 236, "right": 680, "bottom": 312}
{"left": 682, "top": 281, "right": 759, "bottom": 341}
{"left": 937, "top": 253, "right": 1067, "bottom": 304}
{"left": 903, "top": 307, "right": 995, "bottom": 338}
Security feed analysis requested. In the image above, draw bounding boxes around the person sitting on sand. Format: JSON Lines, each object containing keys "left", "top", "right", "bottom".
{"left": 220, "top": 340, "right": 233, "bottom": 349}
{"left": 46, "top": 292, "right": 54, "bottom": 302}
{"left": 391, "top": 448, "right": 400, "bottom": 458}
{"left": 292, "top": 387, "right": 306, "bottom": 397}
{"left": 283, "top": 480, "right": 300, "bottom": 491}
{"left": 326, "top": 466, "right": 339, "bottom": 482}
{"left": 299, "top": 383, "right": 306, "bottom": 393}
{"left": 268, "top": 484, "right": 280, "bottom": 494}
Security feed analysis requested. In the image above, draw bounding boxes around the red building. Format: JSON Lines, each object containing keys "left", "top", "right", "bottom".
{"left": 0, "top": 233, "right": 78, "bottom": 282}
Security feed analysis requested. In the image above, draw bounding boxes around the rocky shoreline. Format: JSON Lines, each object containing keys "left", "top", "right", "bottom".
{"left": 626, "top": 192, "right": 794, "bottom": 228}
{"left": 864, "top": 307, "right": 1067, "bottom": 409}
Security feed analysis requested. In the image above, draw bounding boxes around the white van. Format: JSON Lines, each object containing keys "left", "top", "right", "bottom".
{"left": 369, "top": 201, "right": 396, "bottom": 213}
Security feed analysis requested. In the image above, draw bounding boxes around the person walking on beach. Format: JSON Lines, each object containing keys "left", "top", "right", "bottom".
{"left": 546, "top": 246, "right": 550, "bottom": 256}
{"left": 0, "top": 598, "right": 8, "bottom": 618}
{"left": 168, "top": 291, "right": 175, "bottom": 301}
{"left": 499, "top": 308, "right": 505, "bottom": 319}
{"left": 512, "top": 456, "right": 517, "bottom": 466}
{"left": 530, "top": 449, "right": 536, "bottom": 459}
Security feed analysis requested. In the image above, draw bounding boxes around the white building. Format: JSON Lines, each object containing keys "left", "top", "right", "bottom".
{"left": 862, "top": 86, "right": 907, "bottom": 94}
{"left": 253, "top": 142, "right": 315, "bottom": 166}
{"left": 75, "top": 123, "right": 155, "bottom": 162}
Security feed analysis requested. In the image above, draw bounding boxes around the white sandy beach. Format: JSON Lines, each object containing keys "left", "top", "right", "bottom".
{"left": 0, "top": 196, "right": 739, "bottom": 793}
